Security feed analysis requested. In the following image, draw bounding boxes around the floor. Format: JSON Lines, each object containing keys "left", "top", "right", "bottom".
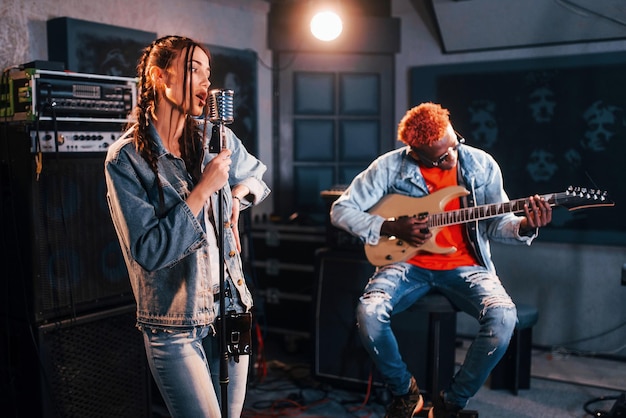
{"left": 149, "top": 332, "right": 626, "bottom": 417}
{"left": 528, "top": 347, "right": 626, "bottom": 392}
{"left": 237, "top": 333, "right": 626, "bottom": 418}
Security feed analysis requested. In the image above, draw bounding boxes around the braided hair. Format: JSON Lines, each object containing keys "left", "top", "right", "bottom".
{"left": 129, "top": 35, "right": 211, "bottom": 208}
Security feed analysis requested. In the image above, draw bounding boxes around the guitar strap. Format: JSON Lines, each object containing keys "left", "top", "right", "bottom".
{"left": 456, "top": 163, "right": 470, "bottom": 207}
{"left": 456, "top": 162, "right": 487, "bottom": 266}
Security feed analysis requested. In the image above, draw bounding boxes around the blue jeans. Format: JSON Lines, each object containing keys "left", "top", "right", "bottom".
{"left": 355, "top": 263, "right": 517, "bottom": 408}
{"left": 142, "top": 325, "right": 249, "bottom": 418}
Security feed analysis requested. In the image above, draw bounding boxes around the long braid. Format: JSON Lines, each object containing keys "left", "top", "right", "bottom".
{"left": 133, "top": 39, "right": 165, "bottom": 209}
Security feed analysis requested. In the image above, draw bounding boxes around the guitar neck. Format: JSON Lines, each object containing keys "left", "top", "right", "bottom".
{"left": 430, "top": 193, "right": 557, "bottom": 228}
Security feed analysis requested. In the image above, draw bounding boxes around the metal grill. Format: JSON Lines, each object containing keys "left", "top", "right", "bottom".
{"left": 37, "top": 305, "right": 149, "bottom": 418}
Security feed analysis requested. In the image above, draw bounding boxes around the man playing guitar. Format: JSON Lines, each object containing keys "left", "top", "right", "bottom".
{"left": 330, "top": 102, "right": 552, "bottom": 418}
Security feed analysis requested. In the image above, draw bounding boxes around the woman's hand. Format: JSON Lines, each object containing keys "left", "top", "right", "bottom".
{"left": 186, "top": 149, "right": 231, "bottom": 217}
{"left": 199, "top": 149, "right": 231, "bottom": 194}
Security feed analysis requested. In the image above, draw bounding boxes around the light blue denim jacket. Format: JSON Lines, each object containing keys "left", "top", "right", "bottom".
{"left": 105, "top": 121, "right": 270, "bottom": 328}
{"left": 330, "top": 144, "right": 537, "bottom": 273}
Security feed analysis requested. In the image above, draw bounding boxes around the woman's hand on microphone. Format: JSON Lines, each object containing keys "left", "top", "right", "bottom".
{"left": 199, "top": 149, "right": 231, "bottom": 194}
{"left": 186, "top": 149, "right": 231, "bottom": 216}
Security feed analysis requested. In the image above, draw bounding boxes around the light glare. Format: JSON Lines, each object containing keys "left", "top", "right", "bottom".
{"left": 310, "top": 11, "right": 343, "bottom": 42}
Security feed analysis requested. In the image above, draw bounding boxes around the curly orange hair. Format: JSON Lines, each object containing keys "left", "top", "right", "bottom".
{"left": 398, "top": 102, "right": 450, "bottom": 147}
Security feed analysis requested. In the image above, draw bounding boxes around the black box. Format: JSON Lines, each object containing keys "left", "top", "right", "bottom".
{"left": 2, "top": 305, "right": 150, "bottom": 418}
{"left": 249, "top": 224, "right": 326, "bottom": 336}
{"left": 314, "top": 248, "right": 456, "bottom": 394}
{"left": 47, "top": 17, "right": 156, "bottom": 77}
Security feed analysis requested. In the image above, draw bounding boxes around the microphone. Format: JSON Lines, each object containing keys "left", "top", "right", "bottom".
{"left": 208, "top": 89, "right": 234, "bottom": 125}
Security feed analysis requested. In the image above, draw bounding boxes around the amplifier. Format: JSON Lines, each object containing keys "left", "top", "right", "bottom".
{"left": 1, "top": 68, "right": 136, "bottom": 123}
{"left": 320, "top": 185, "right": 364, "bottom": 251}
{"left": 30, "top": 121, "right": 126, "bottom": 153}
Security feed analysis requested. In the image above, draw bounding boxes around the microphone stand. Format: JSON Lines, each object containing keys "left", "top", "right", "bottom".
{"left": 209, "top": 89, "right": 234, "bottom": 418}
{"left": 217, "top": 120, "right": 229, "bottom": 418}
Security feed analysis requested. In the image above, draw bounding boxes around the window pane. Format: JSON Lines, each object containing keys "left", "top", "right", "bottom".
{"left": 340, "top": 120, "right": 379, "bottom": 161}
{"left": 294, "top": 120, "right": 334, "bottom": 161}
{"left": 294, "top": 166, "right": 335, "bottom": 213}
{"left": 340, "top": 165, "right": 367, "bottom": 185}
{"left": 340, "top": 73, "right": 380, "bottom": 115}
{"left": 294, "top": 72, "right": 335, "bottom": 114}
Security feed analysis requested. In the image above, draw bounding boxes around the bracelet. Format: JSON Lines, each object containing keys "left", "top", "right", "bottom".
{"left": 232, "top": 196, "right": 241, "bottom": 204}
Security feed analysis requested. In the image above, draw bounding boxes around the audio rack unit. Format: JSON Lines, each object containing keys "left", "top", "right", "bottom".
{"left": 1, "top": 67, "right": 137, "bottom": 123}
{"left": 29, "top": 120, "right": 127, "bottom": 153}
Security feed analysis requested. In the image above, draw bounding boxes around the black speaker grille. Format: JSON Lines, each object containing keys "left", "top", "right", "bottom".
{"left": 38, "top": 305, "right": 149, "bottom": 418}
{"left": 1, "top": 124, "right": 133, "bottom": 323}
{"left": 31, "top": 155, "right": 131, "bottom": 321}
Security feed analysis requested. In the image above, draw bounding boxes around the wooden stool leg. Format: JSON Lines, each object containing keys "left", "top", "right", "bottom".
{"left": 513, "top": 328, "right": 521, "bottom": 395}
{"left": 429, "top": 312, "right": 441, "bottom": 397}
{"left": 427, "top": 312, "right": 456, "bottom": 397}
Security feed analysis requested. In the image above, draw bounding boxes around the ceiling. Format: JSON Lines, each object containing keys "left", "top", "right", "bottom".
{"left": 428, "top": 0, "right": 626, "bottom": 52}
{"left": 262, "top": 0, "right": 626, "bottom": 53}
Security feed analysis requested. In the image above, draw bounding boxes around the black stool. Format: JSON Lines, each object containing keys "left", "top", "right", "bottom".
{"left": 406, "top": 292, "right": 459, "bottom": 397}
{"left": 490, "top": 303, "right": 539, "bottom": 395}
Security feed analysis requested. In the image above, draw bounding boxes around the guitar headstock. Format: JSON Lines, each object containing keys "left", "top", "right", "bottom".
{"left": 561, "top": 186, "right": 615, "bottom": 210}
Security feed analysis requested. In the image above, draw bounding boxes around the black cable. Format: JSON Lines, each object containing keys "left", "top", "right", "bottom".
{"left": 548, "top": 320, "right": 626, "bottom": 358}
{"left": 583, "top": 394, "right": 620, "bottom": 417}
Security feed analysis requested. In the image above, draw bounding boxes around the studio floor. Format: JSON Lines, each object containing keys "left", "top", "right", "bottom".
{"left": 236, "top": 334, "right": 626, "bottom": 418}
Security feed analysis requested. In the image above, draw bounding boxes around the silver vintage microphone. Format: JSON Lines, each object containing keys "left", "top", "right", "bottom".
{"left": 208, "top": 89, "right": 234, "bottom": 125}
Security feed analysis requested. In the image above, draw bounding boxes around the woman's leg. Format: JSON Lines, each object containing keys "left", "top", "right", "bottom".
{"left": 143, "top": 326, "right": 221, "bottom": 418}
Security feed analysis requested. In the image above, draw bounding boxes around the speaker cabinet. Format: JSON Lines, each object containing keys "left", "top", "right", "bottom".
{"left": 314, "top": 248, "right": 455, "bottom": 393}
{"left": 1, "top": 125, "right": 132, "bottom": 323}
{"left": 3, "top": 304, "right": 150, "bottom": 418}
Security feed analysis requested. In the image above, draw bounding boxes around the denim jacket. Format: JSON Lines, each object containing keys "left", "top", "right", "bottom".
{"left": 330, "top": 144, "right": 536, "bottom": 273}
{"left": 105, "top": 121, "right": 270, "bottom": 328}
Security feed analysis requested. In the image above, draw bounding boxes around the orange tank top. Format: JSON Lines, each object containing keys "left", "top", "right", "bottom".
{"left": 408, "top": 166, "right": 479, "bottom": 270}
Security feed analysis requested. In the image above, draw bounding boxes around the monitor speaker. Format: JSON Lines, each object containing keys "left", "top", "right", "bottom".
{"left": 3, "top": 304, "right": 150, "bottom": 418}
{"left": 1, "top": 125, "right": 133, "bottom": 323}
{"left": 314, "top": 248, "right": 453, "bottom": 392}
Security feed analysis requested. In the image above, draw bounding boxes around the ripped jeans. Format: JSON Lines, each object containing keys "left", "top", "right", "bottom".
{"left": 355, "top": 263, "right": 517, "bottom": 408}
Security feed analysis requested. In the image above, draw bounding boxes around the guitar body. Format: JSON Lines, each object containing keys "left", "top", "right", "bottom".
{"left": 364, "top": 186, "right": 470, "bottom": 266}
{"left": 362, "top": 184, "right": 612, "bottom": 267}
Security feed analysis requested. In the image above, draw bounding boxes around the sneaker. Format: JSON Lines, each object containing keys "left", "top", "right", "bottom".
{"left": 385, "top": 376, "right": 424, "bottom": 418}
{"left": 428, "top": 391, "right": 462, "bottom": 418}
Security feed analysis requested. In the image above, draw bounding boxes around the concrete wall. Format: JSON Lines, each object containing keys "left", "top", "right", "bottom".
{"left": 0, "top": 0, "right": 275, "bottom": 202}
{"left": 1, "top": 0, "right": 624, "bottom": 356}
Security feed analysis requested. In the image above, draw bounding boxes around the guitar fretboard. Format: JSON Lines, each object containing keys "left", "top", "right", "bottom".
{"left": 430, "top": 193, "right": 560, "bottom": 227}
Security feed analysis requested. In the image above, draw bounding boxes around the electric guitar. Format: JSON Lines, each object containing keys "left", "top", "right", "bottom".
{"left": 364, "top": 185, "right": 614, "bottom": 267}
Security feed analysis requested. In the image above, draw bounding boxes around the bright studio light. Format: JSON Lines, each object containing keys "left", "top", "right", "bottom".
{"left": 310, "top": 11, "right": 343, "bottom": 41}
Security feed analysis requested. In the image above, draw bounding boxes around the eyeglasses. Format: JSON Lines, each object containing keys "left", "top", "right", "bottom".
{"left": 414, "top": 132, "right": 465, "bottom": 167}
